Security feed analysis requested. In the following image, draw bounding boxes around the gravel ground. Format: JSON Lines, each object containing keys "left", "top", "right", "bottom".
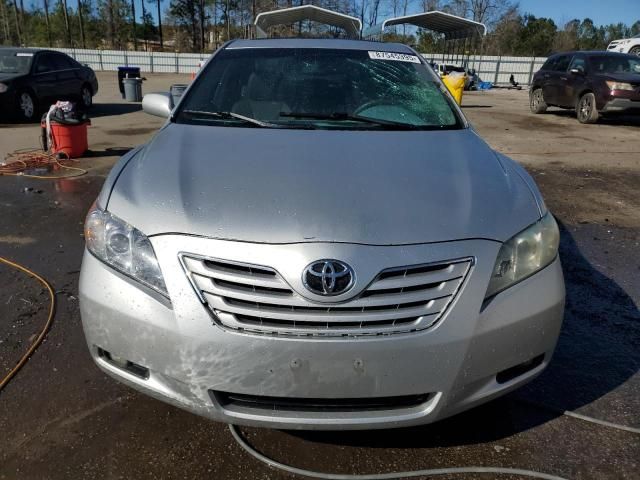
{"left": 0, "top": 73, "right": 638, "bottom": 480}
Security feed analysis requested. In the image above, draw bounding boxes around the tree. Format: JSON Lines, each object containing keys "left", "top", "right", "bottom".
{"left": 468, "top": 0, "right": 516, "bottom": 27}
{"left": 130, "top": 0, "right": 137, "bottom": 49}
{"left": 151, "top": 0, "right": 163, "bottom": 48}
{"left": 12, "top": 0, "right": 21, "bottom": 44}
{"left": 516, "top": 14, "right": 557, "bottom": 56}
{"left": 367, "top": 0, "right": 380, "bottom": 28}
{"left": 578, "top": 18, "right": 600, "bottom": 50}
{"left": 553, "top": 18, "right": 579, "bottom": 52}
{"left": 43, "top": 0, "right": 52, "bottom": 46}
{"left": 483, "top": 7, "right": 520, "bottom": 54}
{"left": 77, "top": 0, "right": 86, "bottom": 47}
{"left": 61, "top": 0, "right": 71, "bottom": 45}
{"left": 170, "top": 0, "right": 199, "bottom": 50}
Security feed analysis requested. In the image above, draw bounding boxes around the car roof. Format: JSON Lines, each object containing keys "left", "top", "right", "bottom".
{"left": 548, "top": 50, "right": 635, "bottom": 58}
{"left": 0, "top": 47, "right": 56, "bottom": 55}
{"left": 225, "top": 38, "right": 415, "bottom": 53}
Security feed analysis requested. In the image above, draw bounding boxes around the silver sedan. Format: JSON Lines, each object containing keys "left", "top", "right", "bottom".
{"left": 79, "top": 38, "right": 564, "bottom": 430}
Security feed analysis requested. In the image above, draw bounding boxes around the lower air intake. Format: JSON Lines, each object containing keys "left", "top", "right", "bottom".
{"left": 212, "top": 391, "right": 433, "bottom": 413}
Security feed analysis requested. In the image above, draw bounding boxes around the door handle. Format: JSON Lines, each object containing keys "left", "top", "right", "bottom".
{"left": 543, "top": 74, "right": 550, "bottom": 79}
{"left": 560, "top": 76, "right": 568, "bottom": 81}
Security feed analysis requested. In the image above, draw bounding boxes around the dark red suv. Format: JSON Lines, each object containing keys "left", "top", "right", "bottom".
{"left": 530, "top": 51, "right": 640, "bottom": 123}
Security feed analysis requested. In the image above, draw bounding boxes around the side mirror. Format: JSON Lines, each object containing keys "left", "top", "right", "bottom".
{"left": 142, "top": 92, "right": 172, "bottom": 118}
{"left": 569, "top": 68, "right": 584, "bottom": 75}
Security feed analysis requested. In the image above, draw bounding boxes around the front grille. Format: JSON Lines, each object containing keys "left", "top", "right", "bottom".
{"left": 213, "top": 390, "right": 433, "bottom": 412}
{"left": 180, "top": 254, "right": 472, "bottom": 338}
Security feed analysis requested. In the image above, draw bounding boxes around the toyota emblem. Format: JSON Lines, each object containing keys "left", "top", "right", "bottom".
{"left": 302, "top": 260, "right": 354, "bottom": 296}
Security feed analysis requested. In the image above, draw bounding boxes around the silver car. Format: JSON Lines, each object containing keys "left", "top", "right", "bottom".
{"left": 79, "top": 39, "right": 564, "bottom": 430}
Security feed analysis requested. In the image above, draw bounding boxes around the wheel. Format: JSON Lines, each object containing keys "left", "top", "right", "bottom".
{"left": 80, "top": 84, "right": 93, "bottom": 109}
{"left": 576, "top": 92, "right": 599, "bottom": 124}
{"left": 529, "top": 88, "right": 547, "bottom": 113}
{"left": 16, "top": 90, "right": 37, "bottom": 122}
{"left": 630, "top": 46, "right": 640, "bottom": 56}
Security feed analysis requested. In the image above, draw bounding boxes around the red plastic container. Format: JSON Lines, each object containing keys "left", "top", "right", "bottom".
{"left": 48, "top": 121, "right": 90, "bottom": 158}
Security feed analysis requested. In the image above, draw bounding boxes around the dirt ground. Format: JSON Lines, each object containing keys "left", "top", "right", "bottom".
{"left": 0, "top": 73, "right": 638, "bottom": 480}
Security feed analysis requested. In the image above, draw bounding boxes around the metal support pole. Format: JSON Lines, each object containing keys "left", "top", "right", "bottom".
{"left": 527, "top": 57, "right": 536, "bottom": 85}
{"left": 150, "top": 53, "right": 154, "bottom": 73}
{"left": 494, "top": 56, "right": 501, "bottom": 85}
{"left": 99, "top": 50, "right": 103, "bottom": 71}
{"left": 175, "top": 52, "right": 179, "bottom": 73}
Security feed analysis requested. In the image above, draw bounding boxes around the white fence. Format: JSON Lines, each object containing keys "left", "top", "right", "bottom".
{"left": 422, "top": 53, "right": 548, "bottom": 86}
{"left": 53, "top": 48, "right": 210, "bottom": 74}
{"left": 52, "top": 47, "right": 547, "bottom": 85}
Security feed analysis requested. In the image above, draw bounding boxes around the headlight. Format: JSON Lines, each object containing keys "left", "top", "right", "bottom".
{"left": 85, "top": 205, "right": 168, "bottom": 297}
{"left": 606, "top": 81, "right": 634, "bottom": 91}
{"left": 0, "top": 83, "right": 8, "bottom": 93}
{"left": 485, "top": 213, "right": 559, "bottom": 299}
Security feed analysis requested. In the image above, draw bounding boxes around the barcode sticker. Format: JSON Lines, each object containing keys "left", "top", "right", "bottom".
{"left": 368, "top": 51, "right": 421, "bottom": 64}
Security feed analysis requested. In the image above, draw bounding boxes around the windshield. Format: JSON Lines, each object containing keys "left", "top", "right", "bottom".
{"left": 0, "top": 51, "right": 33, "bottom": 74}
{"left": 175, "top": 48, "right": 463, "bottom": 130}
{"left": 589, "top": 55, "right": 640, "bottom": 74}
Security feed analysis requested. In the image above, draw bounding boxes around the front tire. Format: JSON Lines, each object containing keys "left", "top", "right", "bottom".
{"left": 16, "top": 91, "right": 37, "bottom": 122}
{"left": 576, "top": 92, "right": 599, "bottom": 124}
{"left": 529, "top": 88, "right": 547, "bottom": 113}
{"left": 80, "top": 84, "right": 93, "bottom": 109}
{"left": 629, "top": 46, "right": 640, "bottom": 56}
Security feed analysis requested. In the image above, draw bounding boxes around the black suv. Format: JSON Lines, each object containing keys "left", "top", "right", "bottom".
{"left": 0, "top": 48, "right": 99, "bottom": 121}
{"left": 530, "top": 51, "right": 640, "bottom": 123}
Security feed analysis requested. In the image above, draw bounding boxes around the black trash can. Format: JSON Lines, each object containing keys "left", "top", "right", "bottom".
{"left": 117, "top": 66, "right": 141, "bottom": 98}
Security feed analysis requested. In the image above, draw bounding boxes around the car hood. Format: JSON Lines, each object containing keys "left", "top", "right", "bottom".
{"left": 0, "top": 72, "right": 25, "bottom": 83}
{"left": 106, "top": 124, "right": 540, "bottom": 245}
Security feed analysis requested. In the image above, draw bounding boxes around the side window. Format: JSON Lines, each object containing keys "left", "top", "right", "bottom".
{"left": 52, "top": 54, "right": 74, "bottom": 70}
{"left": 35, "top": 54, "right": 55, "bottom": 73}
{"left": 541, "top": 57, "right": 557, "bottom": 71}
{"left": 553, "top": 55, "right": 572, "bottom": 72}
{"left": 569, "top": 56, "right": 586, "bottom": 73}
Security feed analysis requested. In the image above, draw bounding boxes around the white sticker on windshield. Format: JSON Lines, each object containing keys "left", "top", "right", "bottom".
{"left": 368, "top": 51, "right": 421, "bottom": 63}
{"left": 16, "top": 53, "right": 34, "bottom": 57}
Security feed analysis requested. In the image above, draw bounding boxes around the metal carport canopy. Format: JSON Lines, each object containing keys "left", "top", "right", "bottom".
{"left": 254, "top": 5, "right": 362, "bottom": 39}
{"left": 366, "top": 11, "right": 486, "bottom": 39}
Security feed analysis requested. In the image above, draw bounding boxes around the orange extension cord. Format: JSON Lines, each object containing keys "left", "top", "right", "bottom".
{"left": 0, "top": 148, "right": 87, "bottom": 180}
{"left": 0, "top": 257, "right": 56, "bottom": 391}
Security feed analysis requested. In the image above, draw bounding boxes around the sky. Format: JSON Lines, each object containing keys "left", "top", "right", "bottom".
{"left": 516, "top": 0, "right": 640, "bottom": 27}
{"left": 146, "top": 0, "right": 640, "bottom": 28}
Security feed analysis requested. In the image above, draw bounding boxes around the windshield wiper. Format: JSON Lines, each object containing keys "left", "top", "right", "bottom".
{"left": 181, "top": 110, "right": 278, "bottom": 128}
{"left": 280, "top": 111, "right": 424, "bottom": 129}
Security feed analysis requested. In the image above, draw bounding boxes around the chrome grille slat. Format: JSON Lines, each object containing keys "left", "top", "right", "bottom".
{"left": 192, "top": 274, "right": 297, "bottom": 303}
{"left": 215, "top": 312, "right": 423, "bottom": 335}
{"left": 205, "top": 293, "right": 447, "bottom": 322}
{"left": 352, "top": 281, "right": 459, "bottom": 306}
{"left": 182, "top": 257, "right": 286, "bottom": 289}
{"left": 181, "top": 254, "right": 472, "bottom": 338}
{"left": 367, "top": 263, "right": 468, "bottom": 290}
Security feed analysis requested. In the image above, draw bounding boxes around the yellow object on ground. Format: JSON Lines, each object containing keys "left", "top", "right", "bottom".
{"left": 442, "top": 74, "right": 466, "bottom": 105}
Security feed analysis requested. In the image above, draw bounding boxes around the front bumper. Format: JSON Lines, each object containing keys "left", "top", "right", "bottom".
{"left": 79, "top": 235, "right": 565, "bottom": 430}
{"left": 0, "top": 90, "right": 16, "bottom": 116}
{"left": 601, "top": 97, "right": 640, "bottom": 113}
